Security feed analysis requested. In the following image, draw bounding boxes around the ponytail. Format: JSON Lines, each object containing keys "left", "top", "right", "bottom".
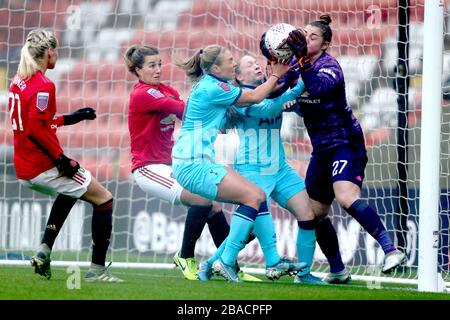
{"left": 18, "top": 29, "right": 57, "bottom": 79}
{"left": 18, "top": 43, "right": 40, "bottom": 79}
{"left": 175, "top": 50, "right": 204, "bottom": 83}
{"left": 175, "top": 45, "right": 224, "bottom": 83}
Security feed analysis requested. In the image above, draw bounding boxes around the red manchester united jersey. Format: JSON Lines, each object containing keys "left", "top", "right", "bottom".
{"left": 128, "top": 81, "right": 185, "bottom": 171}
{"left": 8, "top": 71, "right": 63, "bottom": 179}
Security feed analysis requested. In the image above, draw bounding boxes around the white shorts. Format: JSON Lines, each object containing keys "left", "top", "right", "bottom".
{"left": 19, "top": 166, "right": 92, "bottom": 199}
{"left": 133, "top": 164, "right": 183, "bottom": 205}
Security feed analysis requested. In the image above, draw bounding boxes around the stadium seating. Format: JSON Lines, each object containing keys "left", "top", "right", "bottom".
{"left": 337, "top": 54, "right": 379, "bottom": 108}
{"left": 144, "top": 0, "right": 192, "bottom": 30}
{"left": 359, "top": 87, "right": 399, "bottom": 132}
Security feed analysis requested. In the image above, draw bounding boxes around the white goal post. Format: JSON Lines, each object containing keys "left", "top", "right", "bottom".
{"left": 418, "top": 0, "right": 446, "bottom": 293}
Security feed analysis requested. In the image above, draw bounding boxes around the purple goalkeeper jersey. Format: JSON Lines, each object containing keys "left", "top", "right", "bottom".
{"left": 296, "top": 52, "right": 365, "bottom": 154}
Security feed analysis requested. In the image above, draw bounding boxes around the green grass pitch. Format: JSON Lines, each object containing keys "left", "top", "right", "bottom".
{"left": 0, "top": 265, "right": 449, "bottom": 300}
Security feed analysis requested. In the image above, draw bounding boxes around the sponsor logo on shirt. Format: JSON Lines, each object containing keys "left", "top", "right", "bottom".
{"left": 298, "top": 97, "right": 321, "bottom": 104}
{"left": 299, "top": 90, "right": 320, "bottom": 104}
{"left": 258, "top": 114, "right": 282, "bottom": 126}
{"left": 318, "top": 68, "right": 337, "bottom": 79}
{"left": 217, "top": 82, "right": 230, "bottom": 92}
{"left": 147, "top": 88, "right": 164, "bottom": 98}
{"left": 36, "top": 92, "right": 49, "bottom": 111}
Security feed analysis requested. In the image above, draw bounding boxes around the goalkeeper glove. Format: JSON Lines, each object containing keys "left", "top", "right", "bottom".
{"left": 63, "top": 107, "right": 96, "bottom": 126}
{"left": 297, "top": 56, "right": 312, "bottom": 71}
{"left": 282, "top": 29, "right": 308, "bottom": 60}
{"left": 54, "top": 153, "right": 80, "bottom": 178}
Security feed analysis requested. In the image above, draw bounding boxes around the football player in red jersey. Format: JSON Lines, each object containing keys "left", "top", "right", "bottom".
{"left": 8, "top": 29, "right": 123, "bottom": 282}
{"left": 124, "top": 45, "right": 259, "bottom": 281}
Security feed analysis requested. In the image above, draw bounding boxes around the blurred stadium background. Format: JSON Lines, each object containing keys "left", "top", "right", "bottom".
{"left": 0, "top": 0, "right": 449, "bottom": 286}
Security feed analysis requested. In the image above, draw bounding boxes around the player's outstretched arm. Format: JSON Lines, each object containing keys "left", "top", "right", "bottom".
{"left": 246, "top": 80, "right": 305, "bottom": 119}
{"left": 62, "top": 107, "right": 96, "bottom": 126}
{"left": 236, "top": 61, "right": 290, "bottom": 106}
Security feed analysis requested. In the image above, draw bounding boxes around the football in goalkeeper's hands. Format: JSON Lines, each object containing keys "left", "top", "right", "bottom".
{"left": 264, "top": 23, "right": 296, "bottom": 60}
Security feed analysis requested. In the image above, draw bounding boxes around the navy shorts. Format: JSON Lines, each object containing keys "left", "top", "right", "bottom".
{"left": 305, "top": 145, "right": 368, "bottom": 205}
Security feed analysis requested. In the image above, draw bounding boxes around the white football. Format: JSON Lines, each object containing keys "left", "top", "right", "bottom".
{"left": 264, "top": 23, "right": 296, "bottom": 60}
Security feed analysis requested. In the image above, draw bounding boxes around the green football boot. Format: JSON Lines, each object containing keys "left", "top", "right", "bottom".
{"left": 173, "top": 251, "right": 199, "bottom": 280}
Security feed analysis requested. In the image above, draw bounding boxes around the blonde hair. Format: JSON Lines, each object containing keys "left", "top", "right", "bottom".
{"left": 18, "top": 29, "right": 57, "bottom": 79}
{"left": 124, "top": 45, "right": 159, "bottom": 77}
{"left": 175, "top": 45, "right": 224, "bottom": 83}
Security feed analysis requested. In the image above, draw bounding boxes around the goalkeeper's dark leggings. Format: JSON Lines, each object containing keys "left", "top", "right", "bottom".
{"left": 316, "top": 217, "right": 345, "bottom": 273}
{"left": 180, "top": 206, "right": 230, "bottom": 258}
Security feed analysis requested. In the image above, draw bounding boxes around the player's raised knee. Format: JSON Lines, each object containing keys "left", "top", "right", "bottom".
{"left": 335, "top": 193, "right": 358, "bottom": 210}
{"left": 247, "top": 187, "right": 266, "bottom": 209}
{"left": 100, "top": 189, "right": 113, "bottom": 203}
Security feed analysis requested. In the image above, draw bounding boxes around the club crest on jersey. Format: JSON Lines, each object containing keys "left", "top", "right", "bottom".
{"left": 36, "top": 92, "right": 49, "bottom": 111}
{"left": 217, "top": 82, "right": 230, "bottom": 92}
{"left": 147, "top": 88, "right": 164, "bottom": 98}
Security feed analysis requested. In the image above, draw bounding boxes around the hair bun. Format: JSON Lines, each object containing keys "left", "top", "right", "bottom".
{"left": 319, "top": 14, "right": 332, "bottom": 25}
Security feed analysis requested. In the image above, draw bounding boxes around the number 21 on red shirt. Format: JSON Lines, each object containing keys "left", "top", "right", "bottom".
{"left": 9, "top": 92, "right": 23, "bottom": 131}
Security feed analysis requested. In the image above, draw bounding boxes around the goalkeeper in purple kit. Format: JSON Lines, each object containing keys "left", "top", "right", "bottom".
{"left": 279, "top": 14, "right": 407, "bottom": 278}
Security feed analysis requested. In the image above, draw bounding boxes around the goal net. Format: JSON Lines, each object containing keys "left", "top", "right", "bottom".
{"left": 0, "top": 0, "right": 449, "bottom": 285}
